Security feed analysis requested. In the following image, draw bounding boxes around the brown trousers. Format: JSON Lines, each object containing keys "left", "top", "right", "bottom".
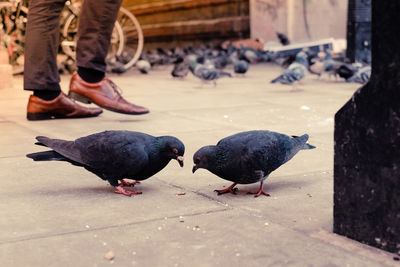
{"left": 24, "top": 0, "right": 122, "bottom": 91}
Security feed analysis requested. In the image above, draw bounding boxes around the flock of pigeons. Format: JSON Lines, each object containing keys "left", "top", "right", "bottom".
{"left": 270, "top": 48, "right": 371, "bottom": 91}
{"left": 128, "top": 41, "right": 371, "bottom": 89}
{"left": 133, "top": 44, "right": 259, "bottom": 85}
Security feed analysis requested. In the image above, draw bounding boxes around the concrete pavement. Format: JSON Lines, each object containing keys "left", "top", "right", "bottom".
{"left": 0, "top": 64, "right": 398, "bottom": 266}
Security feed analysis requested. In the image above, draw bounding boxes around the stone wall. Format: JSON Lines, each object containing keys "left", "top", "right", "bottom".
{"left": 123, "top": 0, "right": 250, "bottom": 49}
{"left": 250, "top": 0, "right": 348, "bottom": 43}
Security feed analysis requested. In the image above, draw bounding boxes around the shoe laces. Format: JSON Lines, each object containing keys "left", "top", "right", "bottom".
{"left": 107, "top": 78, "right": 124, "bottom": 97}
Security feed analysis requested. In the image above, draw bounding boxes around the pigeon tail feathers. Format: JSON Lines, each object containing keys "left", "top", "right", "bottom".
{"left": 218, "top": 71, "right": 232, "bottom": 78}
{"left": 35, "top": 136, "right": 52, "bottom": 147}
{"left": 26, "top": 151, "right": 66, "bottom": 161}
{"left": 303, "top": 143, "right": 316, "bottom": 149}
{"left": 270, "top": 76, "right": 281, "bottom": 83}
{"left": 35, "top": 136, "right": 83, "bottom": 164}
{"left": 292, "top": 134, "right": 316, "bottom": 150}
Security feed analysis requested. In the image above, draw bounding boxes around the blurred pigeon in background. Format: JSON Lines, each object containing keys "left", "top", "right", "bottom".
{"left": 232, "top": 58, "right": 249, "bottom": 76}
{"left": 276, "top": 32, "right": 290, "bottom": 46}
{"left": 136, "top": 59, "right": 151, "bottom": 74}
{"left": 320, "top": 49, "right": 343, "bottom": 79}
{"left": 238, "top": 45, "right": 260, "bottom": 63}
{"left": 192, "top": 130, "right": 315, "bottom": 197}
{"left": 335, "top": 64, "right": 355, "bottom": 80}
{"left": 27, "top": 131, "right": 185, "bottom": 196}
{"left": 171, "top": 56, "right": 189, "bottom": 79}
{"left": 189, "top": 56, "right": 232, "bottom": 86}
{"left": 271, "top": 51, "right": 309, "bottom": 91}
{"left": 308, "top": 52, "right": 326, "bottom": 78}
{"left": 346, "top": 65, "right": 371, "bottom": 84}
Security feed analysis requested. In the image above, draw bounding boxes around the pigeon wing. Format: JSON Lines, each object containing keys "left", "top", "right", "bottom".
{"left": 74, "top": 131, "right": 150, "bottom": 177}
{"left": 217, "top": 131, "right": 291, "bottom": 173}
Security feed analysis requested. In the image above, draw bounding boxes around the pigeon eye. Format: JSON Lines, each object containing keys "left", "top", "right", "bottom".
{"left": 195, "top": 157, "right": 201, "bottom": 164}
{"left": 172, "top": 148, "right": 178, "bottom": 154}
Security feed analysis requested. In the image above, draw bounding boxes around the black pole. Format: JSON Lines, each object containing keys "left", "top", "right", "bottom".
{"left": 346, "top": 0, "right": 371, "bottom": 63}
{"left": 334, "top": 0, "right": 400, "bottom": 253}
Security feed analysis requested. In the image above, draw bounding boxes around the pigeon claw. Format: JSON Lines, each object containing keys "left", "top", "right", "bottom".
{"left": 114, "top": 185, "right": 142, "bottom": 197}
{"left": 247, "top": 189, "right": 271, "bottom": 198}
{"left": 119, "top": 179, "right": 140, "bottom": 187}
{"left": 214, "top": 183, "right": 238, "bottom": 195}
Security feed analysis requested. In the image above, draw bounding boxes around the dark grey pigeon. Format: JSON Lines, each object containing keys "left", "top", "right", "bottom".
{"left": 276, "top": 32, "right": 290, "bottom": 46}
{"left": 192, "top": 130, "right": 315, "bottom": 197}
{"left": 232, "top": 58, "right": 249, "bottom": 76}
{"left": 27, "top": 131, "right": 185, "bottom": 196}
{"left": 188, "top": 57, "right": 231, "bottom": 86}
{"left": 171, "top": 56, "right": 189, "bottom": 79}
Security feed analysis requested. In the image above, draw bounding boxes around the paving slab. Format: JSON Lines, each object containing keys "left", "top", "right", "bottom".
{"left": 0, "top": 64, "right": 398, "bottom": 266}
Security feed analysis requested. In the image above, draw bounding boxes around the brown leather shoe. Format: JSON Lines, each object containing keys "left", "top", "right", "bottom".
{"left": 68, "top": 73, "right": 149, "bottom": 115}
{"left": 27, "top": 92, "right": 103, "bottom": 120}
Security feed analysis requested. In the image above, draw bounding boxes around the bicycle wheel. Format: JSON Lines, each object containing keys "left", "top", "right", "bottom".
{"left": 115, "top": 6, "right": 144, "bottom": 70}
{"left": 61, "top": 11, "right": 125, "bottom": 63}
{"left": 0, "top": 2, "right": 29, "bottom": 74}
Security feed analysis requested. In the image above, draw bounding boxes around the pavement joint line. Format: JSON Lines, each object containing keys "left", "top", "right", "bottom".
{"left": 154, "top": 178, "right": 231, "bottom": 207}
{"left": 0, "top": 155, "right": 25, "bottom": 159}
{"left": 0, "top": 207, "right": 229, "bottom": 246}
{"left": 12, "top": 120, "right": 51, "bottom": 137}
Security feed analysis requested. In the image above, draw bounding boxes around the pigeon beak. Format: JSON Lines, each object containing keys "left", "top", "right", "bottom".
{"left": 192, "top": 164, "right": 198, "bottom": 173}
{"left": 176, "top": 156, "right": 184, "bottom": 167}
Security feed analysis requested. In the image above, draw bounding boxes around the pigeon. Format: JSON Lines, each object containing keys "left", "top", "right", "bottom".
{"left": 232, "top": 58, "right": 249, "bottom": 76}
{"left": 270, "top": 51, "right": 308, "bottom": 91}
{"left": 211, "top": 52, "right": 230, "bottom": 69}
{"left": 308, "top": 59, "right": 324, "bottom": 78}
{"left": 320, "top": 50, "right": 342, "bottom": 78}
{"left": 26, "top": 131, "right": 185, "bottom": 196}
{"left": 141, "top": 50, "right": 162, "bottom": 66}
{"left": 346, "top": 65, "right": 371, "bottom": 84}
{"left": 136, "top": 59, "right": 151, "bottom": 74}
{"left": 192, "top": 130, "right": 315, "bottom": 197}
{"left": 308, "top": 52, "right": 327, "bottom": 78}
{"left": 307, "top": 50, "right": 344, "bottom": 80}
{"left": 106, "top": 56, "right": 127, "bottom": 74}
{"left": 117, "top": 50, "right": 134, "bottom": 65}
{"left": 334, "top": 62, "right": 364, "bottom": 80}
{"left": 189, "top": 57, "right": 231, "bottom": 85}
{"left": 276, "top": 32, "right": 290, "bottom": 46}
{"left": 238, "top": 46, "right": 260, "bottom": 63}
{"left": 171, "top": 56, "right": 189, "bottom": 79}
{"left": 335, "top": 64, "right": 355, "bottom": 80}
{"left": 171, "top": 47, "right": 186, "bottom": 60}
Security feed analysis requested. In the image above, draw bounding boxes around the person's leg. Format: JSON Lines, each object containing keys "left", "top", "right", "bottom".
{"left": 76, "top": 0, "right": 122, "bottom": 82}
{"left": 24, "top": 0, "right": 103, "bottom": 120}
{"left": 24, "top": 0, "right": 65, "bottom": 97}
{"left": 69, "top": 0, "right": 149, "bottom": 115}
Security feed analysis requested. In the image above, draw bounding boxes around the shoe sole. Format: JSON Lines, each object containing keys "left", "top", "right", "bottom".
{"left": 68, "top": 91, "right": 150, "bottom": 115}
{"left": 68, "top": 91, "right": 92, "bottom": 104}
{"left": 27, "top": 112, "right": 100, "bottom": 121}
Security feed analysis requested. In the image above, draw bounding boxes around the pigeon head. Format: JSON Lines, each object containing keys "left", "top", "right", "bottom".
{"left": 192, "top": 145, "right": 216, "bottom": 173}
{"left": 158, "top": 136, "right": 185, "bottom": 167}
{"left": 296, "top": 51, "right": 309, "bottom": 67}
{"left": 188, "top": 57, "right": 198, "bottom": 71}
